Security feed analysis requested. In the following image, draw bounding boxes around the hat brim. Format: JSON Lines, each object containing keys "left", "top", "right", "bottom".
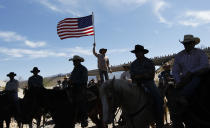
{"left": 69, "top": 58, "right": 84, "bottom": 62}
{"left": 31, "top": 70, "right": 40, "bottom": 73}
{"left": 7, "top": 74, "right": 16, "bottom": 77}
{"left": 130, "top": 49, "right": 149, "bottom": 54}
{"left": 99, "top": 49, "right": 107, "bottom": 54}
{"left": 179, "top": 37, "right": 200, "bottom": 45}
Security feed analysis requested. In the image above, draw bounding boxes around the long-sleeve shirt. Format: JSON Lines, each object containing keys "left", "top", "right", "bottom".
{"left": 70, "top": 64, "right": 88, "bottom": 86}
{"left": 130, "top": 57, "right": 155, "bottom": 84}
{"left": 172, "top": 48, "right": 209, "bottom": 83}
{"left": 5, "top": 79, "right": 19, "bottom": 93}
{"left": 28, "top": 75, "right": 44, "bottom": 89}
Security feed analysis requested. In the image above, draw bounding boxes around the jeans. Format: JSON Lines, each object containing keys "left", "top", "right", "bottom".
{"left": 181, "top": 76, "right": 201, "bottom": 97}
{"left": 143, "top": 81, "right": 164, "bottom": 128}
{"left": 99, "top": 69, "right": 109, "bottom": 83}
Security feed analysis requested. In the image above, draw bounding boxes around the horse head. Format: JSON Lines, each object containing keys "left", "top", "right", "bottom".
{"left": 100, "top": 77, "right": 117, "bottom": 124}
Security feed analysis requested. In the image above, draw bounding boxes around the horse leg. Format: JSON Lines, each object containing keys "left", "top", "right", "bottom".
{"left": 5, "top": 118, "right": 11, "bottom": 128}
{"left": 42, "top": 115, "right": 46, "bottom": 128}
{"left": 36, "top": 116, "right": 41, "bottom": 128}
{"left": 17, "top": 122, "right": 22, "bottom": 128}
{"left": 0, "top": 120, "right": 3, "bottom": 128}
{"left": 29, "top": 121, "right": 33, "bottom": 128}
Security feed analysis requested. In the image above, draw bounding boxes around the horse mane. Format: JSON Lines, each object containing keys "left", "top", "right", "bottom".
{"left": 100, "top": 78, "right": 135, "bottom": 96}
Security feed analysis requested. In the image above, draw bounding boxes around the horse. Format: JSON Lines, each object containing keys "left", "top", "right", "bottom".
{"left": 0, "top": 91, "right": 14, "bottom": 128}
{"left": 25, "top": 86, "right": 105, "bottom": 128}
{"left": 17, "top": 88, "right": 47, "bottom": 128}
{"left": 166, "top": 69, "right": 210, "bottom": 128}
{"left": 100, "top": 78, "right": 156, "bottom": 128}
{"left": 21, "top": 87, "right": 75, "bottom": 128}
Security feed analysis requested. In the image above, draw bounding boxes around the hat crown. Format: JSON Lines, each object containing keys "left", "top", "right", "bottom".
{"left": 183, "top": 34, "right": 194, "bottom": 40}
{"left": 135, "top": 45, "right": 144, "bottom": 50}
{"left": 69, "top": 55, "right": 84, "bottom": 62}
{"left": 7, "top": 72, "right": 16, "bottom": 77}
{"left": 33, "top": 67, "right": 39, "bottom": 71}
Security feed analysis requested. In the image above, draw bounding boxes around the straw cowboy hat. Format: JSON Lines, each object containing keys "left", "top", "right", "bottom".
{"left": 69, "top": 55, "right": 84, "bottom": 62}
{"left": 131, "top": 44, "right": 149, "bottom": 54}
{"left": 64, "top": 75, "right": 69, "bottom": 79}
{"left": 31, "top": 67, "right": 40, "bottom": 73}
{"left": 163, "top": 64, "right": 171, "bottom": 69}
{"left": 99, "top": 48, "right": 107, "bottom": 54}
{"left": 179, "top": 34, "right": 200, "bottom": 45}
{"left": 7, "top": 72, "right": 16, "bottom": 77}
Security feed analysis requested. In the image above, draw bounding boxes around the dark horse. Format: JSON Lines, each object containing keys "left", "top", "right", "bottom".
{"left": 0, "top": 91, "right": 14, "bottom": 128}
{"left": 0, "top": 90, "right": 45, "bottom": 128}
{"left": 166, "top": 69, "right": 210, "bottom": 128}
{"left": 25, "top": 86, "right": 104, "bottom": 128}
{"left": 23, "top": 87, "right": 75, "bottom": 128}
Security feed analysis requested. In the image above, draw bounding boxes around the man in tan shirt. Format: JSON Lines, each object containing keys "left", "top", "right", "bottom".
{"left": 93, "top": 43, "right": 111, "bottom": 83}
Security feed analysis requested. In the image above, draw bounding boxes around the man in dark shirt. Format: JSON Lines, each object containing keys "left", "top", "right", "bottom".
{"left": 69, "top": 55, "right": 88, "bottom": 127}
{"left": 130, "top": 45, "right": 164, "bottom": 128}
{"left": 158, "top": 64, "right": 173, "bottom": 90}
{"left": 28, "top": 67, "right": 44, "bottom": 90}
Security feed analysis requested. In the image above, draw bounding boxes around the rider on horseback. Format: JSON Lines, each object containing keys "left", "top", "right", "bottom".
{"left": 172, "top": 34, "right": 209, "bottom": 105}
{"left": 28, "top": 67, "right": 44, "bottom": 90}
{"left": 69, "top": 55, "right": 88, "bottom": 127}
{"left": 5, "top": 72, "right": 20, "bottom": 117}
{"left": 130, "top": 44, "right": 164, "bottom": 128}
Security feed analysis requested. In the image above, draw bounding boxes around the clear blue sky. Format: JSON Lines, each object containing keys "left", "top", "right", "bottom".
{"left": 0, "top": 0, "right": 210, "bottom": 81}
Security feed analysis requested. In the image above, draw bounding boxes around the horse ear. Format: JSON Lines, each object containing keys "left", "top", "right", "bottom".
{"left": 111, "top": 76, "right": 115, "bottom": 86}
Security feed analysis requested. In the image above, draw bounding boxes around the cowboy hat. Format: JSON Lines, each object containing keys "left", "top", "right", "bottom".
{"left": 7, "top": 72, "right": 16, "bottom": 77}
{"left": 163, "top": 64, "right": 170, "bottom": 69}
{"left": 99, "top": 48, "right": 107, "bottom": 54}
{"left": 69, "top": 55, "right": 84, "bottom": 62}
{"left": 131, "top": 45, "right": 149, "bottom": 54}
{"left": 179, "top": 34, "right": 200, "bottom": 45}
{"left": 31, "top": 67, "right": 40, "bottom": 73}
{"left": 64, "top": 75, "right": 69, "bottom": 79}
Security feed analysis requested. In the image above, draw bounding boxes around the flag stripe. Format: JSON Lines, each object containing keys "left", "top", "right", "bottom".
{"left": 60, "top": 34, "right": 94, "bottom": 40}
{"left": 58, "top": 21, "right": 78, "bottom": 25}
{"left": 57, "top": 24, "right": 78, "bottom": 28}
{"left": 58, "top": 30, "right": 94, "bottom": 37}
{"left": 57, "top": 15, "right": 94, "bottom": 40}
{"left": 57, "top": 26, "right": 94, "bottom": 34}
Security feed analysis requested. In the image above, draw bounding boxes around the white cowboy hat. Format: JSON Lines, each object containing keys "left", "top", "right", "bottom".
{"left": 179, "top": 34, "right": 200, "bottom": 45}
{"left": 69, "top": 55, "right": 84, "bottom": 62}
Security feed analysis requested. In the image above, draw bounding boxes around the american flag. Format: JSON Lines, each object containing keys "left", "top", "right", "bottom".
{"left": 57, "top": 15, "right": 94, "bottom": 40}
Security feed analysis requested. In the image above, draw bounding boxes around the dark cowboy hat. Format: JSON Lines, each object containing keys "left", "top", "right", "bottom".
{"left": 99, "top": 48, "right": 107, "bottom": 54}
{"left": 179, "top": 34, "right": 200, "bottom": 45}
{"left": 7, "top": 72, "right": 16, "bottom": 77}
{"left": 31, "top": 67, "right": 40, "bottom": 73}
{"left": 131, "top": 45, "right": 149, "bottom": 54}
{"left": 69, "top": 55, "right": 84, "bottom": 62}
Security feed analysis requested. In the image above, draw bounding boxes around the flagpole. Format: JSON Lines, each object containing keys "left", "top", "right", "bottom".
{"left": 92, "top": 12, "right": 96, "bottom": 44}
